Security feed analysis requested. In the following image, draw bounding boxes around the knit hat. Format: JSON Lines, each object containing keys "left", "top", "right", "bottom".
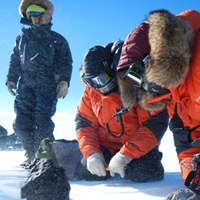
{"left": 81, "top": 45, "right": 117, "bottom": 94}
{"left": 82, "top": 46, "right": 113, "bottom": 77}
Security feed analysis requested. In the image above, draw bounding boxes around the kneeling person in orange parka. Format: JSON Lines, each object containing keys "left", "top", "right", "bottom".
{"left": 72, "top": 40, "right": 168, "bottom": 181}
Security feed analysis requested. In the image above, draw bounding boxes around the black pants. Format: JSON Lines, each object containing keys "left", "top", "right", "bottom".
{"left": 74, "top": 147, "right": 164, "bottom": 182}
{"left": 13, "top": 82, "right": 57, "bottom": 159}
{"left": 125, "top": 147, "right": 164, "bottom": 182}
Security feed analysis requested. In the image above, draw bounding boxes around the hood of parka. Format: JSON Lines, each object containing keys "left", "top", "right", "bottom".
{"left": 145, "top": 9, "right": 193, "bottom": 89}
{"left": 117, "top": 9, "right": 193, "bottom": 112}
{"left": 19, "top": 0, "right": 54, "bottom": 25}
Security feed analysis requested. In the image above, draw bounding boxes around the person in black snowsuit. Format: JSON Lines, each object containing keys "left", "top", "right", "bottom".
{"left": 6, "top": 0, "right": 73, "bottom": 162}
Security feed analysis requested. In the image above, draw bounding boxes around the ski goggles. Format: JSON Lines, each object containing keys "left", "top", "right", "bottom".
{"left": 123, "top": 59, "right": 170, "bottom": 95}
{"left": 29, "top": 11, "right": 44, "bottom": 17}
{"left": 82, "top": 71, "right": 112, "bottom": 89}
{"left": 123, "top": 61, "right": 145, "bottom": 87}
{"left": 26, "top": 4, "right": 46, "bottom": 19}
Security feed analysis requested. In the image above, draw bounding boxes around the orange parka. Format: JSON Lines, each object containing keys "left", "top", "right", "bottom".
{"left": 117, "top": 9, "right": 200, "bottom": 183}
{"left": 75, "top": 86, "right": 168, "bottom": 159}
{"left": 149, "top": 10, "right": 200, "bottom": 182}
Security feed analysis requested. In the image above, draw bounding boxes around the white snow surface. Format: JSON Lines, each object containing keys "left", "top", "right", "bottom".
{"left": 0, "top": 130, "right": 185, "bottom": 200}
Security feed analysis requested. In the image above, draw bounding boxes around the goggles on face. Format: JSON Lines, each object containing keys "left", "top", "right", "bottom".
{"left": 29, "top": 11, "right": 44, "bottom": 17}
{"left": 123, "top": 61, "right": 145, "bottom": 87}
{"left": 123, "top": 57, "right": 170, "bottom": 95}
{"left": 26, "top": 4, "right": 45, "bottom": 19}
{"left": 82, "top": 71, "right": 112, "bottom": 89}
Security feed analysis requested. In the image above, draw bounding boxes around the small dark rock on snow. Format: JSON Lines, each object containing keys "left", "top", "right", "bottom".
{"left": 21, "top": 158, "right": 70, "bottom": 200}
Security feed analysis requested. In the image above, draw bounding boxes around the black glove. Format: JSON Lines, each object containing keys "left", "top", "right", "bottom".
{"left": 165, "top": 188, "right": 200, "bottom": 200}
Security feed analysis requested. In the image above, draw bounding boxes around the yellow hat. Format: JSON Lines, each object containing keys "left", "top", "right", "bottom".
{"left": 26, "top": 4, "right": 46, "bottom": 19}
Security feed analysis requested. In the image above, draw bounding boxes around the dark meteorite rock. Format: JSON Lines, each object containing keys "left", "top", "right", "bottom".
{"left": 21, "top": 158, "right": 70, "bottom": 200}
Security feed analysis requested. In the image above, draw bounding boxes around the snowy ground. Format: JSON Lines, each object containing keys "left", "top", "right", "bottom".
{"left": 0, "top": 130, "right": 184, "bottom": 200}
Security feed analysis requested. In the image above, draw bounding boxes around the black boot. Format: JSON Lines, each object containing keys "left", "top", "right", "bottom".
{"left": 14, "top": 131, "right": 35, "bottom": 166}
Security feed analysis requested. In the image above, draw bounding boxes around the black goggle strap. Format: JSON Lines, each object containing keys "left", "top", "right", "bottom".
{"left": 105, "top": 107, "right": 128, "bottom": 138}
{"left": 142, "top": 81, "right": 170, "bottom": 95}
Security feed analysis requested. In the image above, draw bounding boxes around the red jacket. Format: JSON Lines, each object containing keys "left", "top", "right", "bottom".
{"left": 117, "top": 9, "right": 200, "bottom": 182}
{"left": 75, "top": 86, "right": 168, "bottom": 159}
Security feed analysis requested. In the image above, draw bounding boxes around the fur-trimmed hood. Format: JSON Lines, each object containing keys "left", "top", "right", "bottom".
{"left": 19, "top": 0, "right": 54, "bottom": 25}
{"left": 117, "top": 9, "right": 193, "bottom": 112}
{"left": 145, "top": 9, "right": 193, "bottom": 89}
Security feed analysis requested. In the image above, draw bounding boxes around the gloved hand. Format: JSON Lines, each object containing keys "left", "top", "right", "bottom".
{"left": 109, "top": 152, "right": 132, "bottom": 178}
{"left": 57, "top": 81, "right": 68, "bottom": 99}
{"left": 87, "top": 152, "right": 107, "bottom": 177}
{"left": 6, "top": 81, "right": 16, "bottom": 96}
{"left": 165, "top": 188, "right": 200, "bottom": 200}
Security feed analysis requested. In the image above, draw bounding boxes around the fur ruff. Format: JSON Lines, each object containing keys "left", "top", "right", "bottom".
{"left": 145, "top": 10, "right": 193, "bottom": 88}
{"left": 19, "top": 0, "right": 54, "bottom": 25}
{"left": 137, "top": 89, "right": 166, "bottom": 111}
{"left": 118, "top": 10, "right": 194, "bottom": 112}
{"left": 117, "top": 72, "right": 166, "bottom": 111}
{"left": 117, "top": 71, "right": 138, "bottom": 110}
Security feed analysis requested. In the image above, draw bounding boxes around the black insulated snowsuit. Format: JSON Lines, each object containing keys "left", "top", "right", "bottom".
{"left": 6, "top": 25, "right": 73, "bottom": 159}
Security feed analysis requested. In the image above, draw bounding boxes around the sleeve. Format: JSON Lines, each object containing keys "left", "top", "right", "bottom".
{"left": 6, "top": 35, "right": 22, "bottom": 85}
{"left": 117, "top": 22, "right": 150, "bottom": 71}
{"left": 120, "top": 107, "right": 169, "bottom": 159}
{"left": 75, "top": 87, "right": 102, "bottom": 158}
{"left": 54, "top": 34, "right": 73, "bottom": 87}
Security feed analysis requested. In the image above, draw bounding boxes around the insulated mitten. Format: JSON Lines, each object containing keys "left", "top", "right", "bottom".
{"left": 57, "top": 81, "right": 68, "bottom": 99}
{"left": 87, "top": 152, "right": 107, "bottom": 177}
{"left": 109, "top": 152, "right": 132, "bottom": 178}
